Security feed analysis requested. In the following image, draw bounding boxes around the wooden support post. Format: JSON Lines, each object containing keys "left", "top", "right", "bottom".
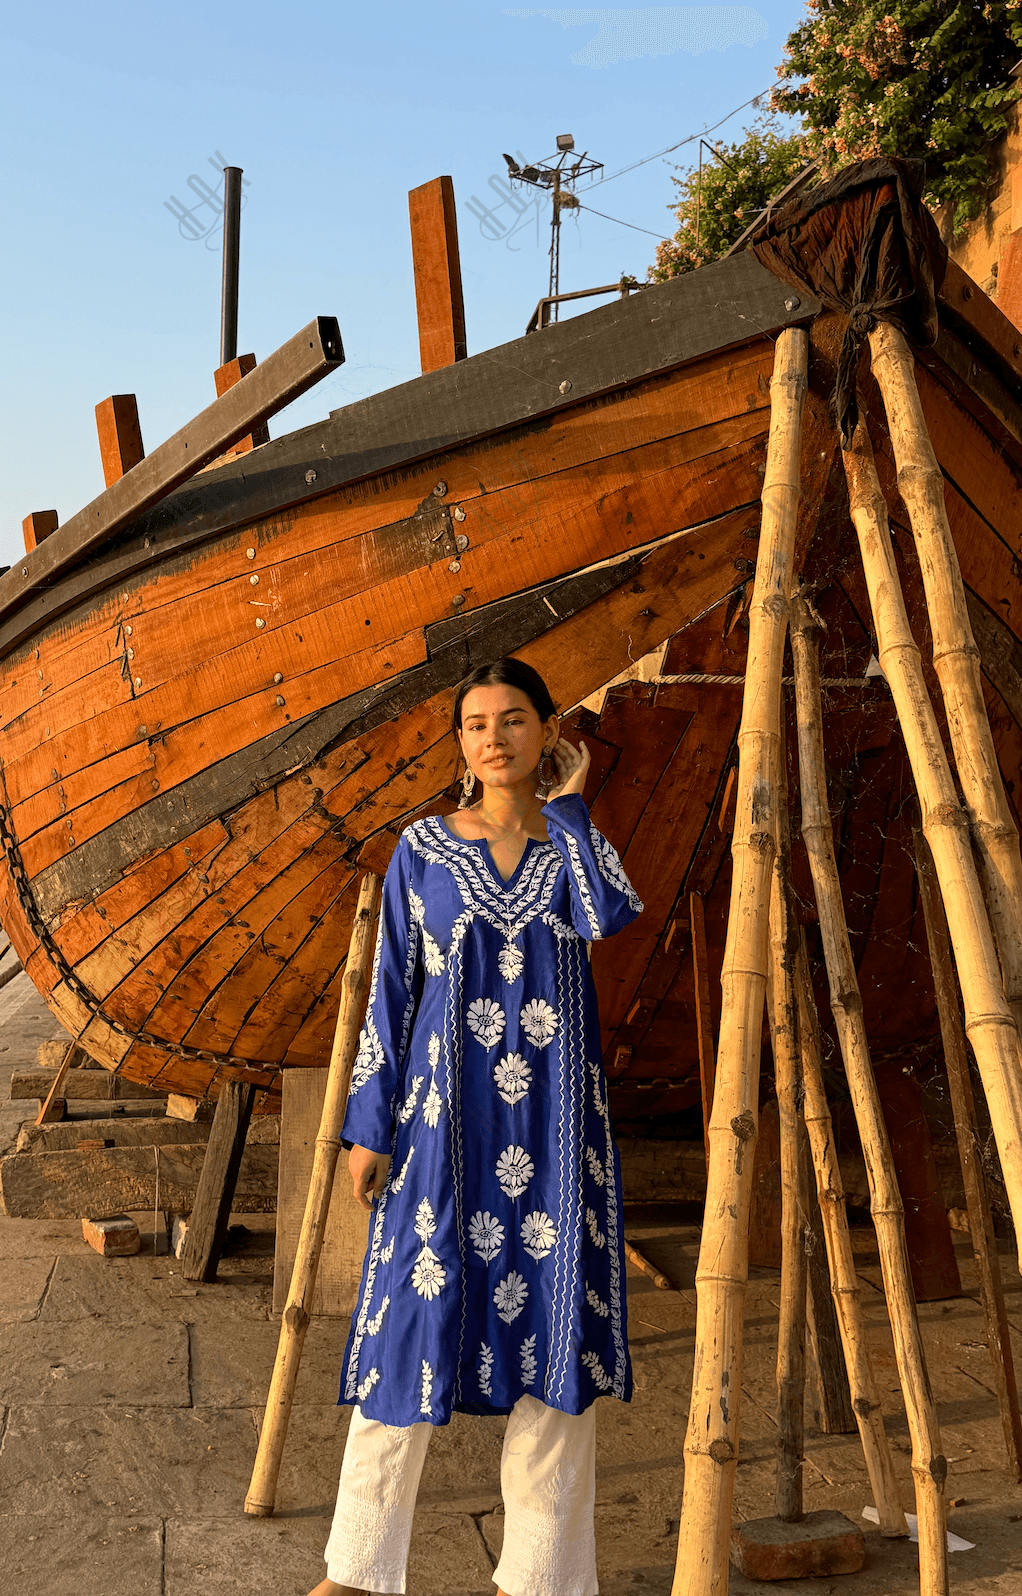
{"left": 672, "top": 325, "right": 808, "bottom": 1596}
{"left": 34, "top": 1042, "right": 87, "bottom": 1126}
{"left": 869, "top": 322, "right": 1022, "bottom": 1035}
{"left": 689, "top": 890, "right": 716, "bottom": 1169}
{"left": 22, "top": 511, "right": 59, "bottom": 553}
{"left": 213, "top": 354, "right": 270, "bottom": 454}
{"left": 408, "top": 176, "right": 468, "bottom": 372}
{"left": 841, "top": 416, "right": 1022, "bottom": 1258}
{"left": 246, "top": 872, "right": 382, "bottom": 1518}
{"left": 914, "top": 829, "right": 1022, "bottom": 1481}
{"left": 795, "top": 933, "right": 905, "bottom": 1529}
{"left": 803, "top": 1162, "right": 857, "bottom": 1435}
{"left": 180, "top": 1078, "right": 257, "bottom": 1282}
{"left": 95, "top": 395, "right": 145, "bottom": 487}
{"left": 792, "top": 586, "right": 945, "bottom": 1589}
{"left": 766, "top": 790, "right": 806, "bottom": 1523}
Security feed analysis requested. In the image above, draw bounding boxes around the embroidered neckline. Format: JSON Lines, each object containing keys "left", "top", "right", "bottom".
{"left": 433, "top": 818, "right": 555, "bottom": 893}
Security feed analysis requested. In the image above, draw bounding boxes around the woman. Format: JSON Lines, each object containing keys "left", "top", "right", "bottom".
{"left": 311, "top": 658, "right": 643, "bottom": 1596}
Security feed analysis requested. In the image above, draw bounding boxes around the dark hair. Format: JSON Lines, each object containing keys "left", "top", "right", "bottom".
{"left": 452, "top": 658, "right": 557, "bottom": 731}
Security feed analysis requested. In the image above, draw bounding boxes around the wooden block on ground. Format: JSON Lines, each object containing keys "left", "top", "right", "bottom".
{"left": 0, "top": 1142, "right": 278, "bottom": 1218}
{"left": 180, "top": 1079, "right": 257, "bottom": 1282}
{"left": 10, "top": 1069, "right": 165, "bottom": 1102}
{"left": 730, "top": 1511, "right": 865, "bottom": 1581}
{"left": 81, "top": 1214, "right": 141, "bottom": 1257}
{"left": 17, "top": 1115, "right": 213, "bottom": 1154}
{"left": 167, "top": 1093, "right": 216, "bottom": 1122}
{"left": 170, "top": 1213, "right": 190, "bottom": 1259}
{"left": 273, "top": 1069, "right": 370, "bottom": 1317}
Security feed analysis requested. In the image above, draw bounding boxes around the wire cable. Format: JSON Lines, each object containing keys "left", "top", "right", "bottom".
{"left": 576, "top": 203, "right": 671, "bottom": 239}
{"left": 588, "top": 78, "right": 787, "bottom": 189}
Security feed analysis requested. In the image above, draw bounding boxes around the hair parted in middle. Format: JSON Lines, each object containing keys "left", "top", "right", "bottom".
{"left": 451, "top": 658, "right": 558, "bottom": 733}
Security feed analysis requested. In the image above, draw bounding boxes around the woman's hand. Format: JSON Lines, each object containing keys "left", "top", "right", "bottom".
{"left": 546, "top": 737, "right": 591, "bottom": 800}
{"left": 349, "top": 1144, "right": 391, "bottom": 1211}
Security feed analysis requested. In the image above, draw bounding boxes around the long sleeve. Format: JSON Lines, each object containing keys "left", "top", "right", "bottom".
{"left": 341, "top": 837, "right": 423, "bottom": 1155}
{"left": 541, "top": 793, "right": 643, "bottom": 940}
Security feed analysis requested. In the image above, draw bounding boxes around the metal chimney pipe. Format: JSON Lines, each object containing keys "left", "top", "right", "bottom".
{"left": 220, "top": 166, "right": 243, "bottom": 367}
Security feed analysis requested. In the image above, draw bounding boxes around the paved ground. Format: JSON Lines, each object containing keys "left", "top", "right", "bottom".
{"left": 1, "top": 968, "right": 1021, "bottom": 1595}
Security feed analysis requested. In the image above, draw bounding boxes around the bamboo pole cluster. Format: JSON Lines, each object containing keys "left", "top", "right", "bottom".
{"left": 672, "top": 325, "right": 809, "bottom": 1596}
{"left": 791, "top": 588, "right": 949, "bottom": 1594}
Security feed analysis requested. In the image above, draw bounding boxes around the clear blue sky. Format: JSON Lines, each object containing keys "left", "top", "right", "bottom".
{"left": 0, "top": 2, "right": 805, "bottom": 570}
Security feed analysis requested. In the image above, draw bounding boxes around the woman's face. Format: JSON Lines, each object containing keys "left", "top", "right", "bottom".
{"left": 457, "top": 685, "right": 557, "bottom": 792}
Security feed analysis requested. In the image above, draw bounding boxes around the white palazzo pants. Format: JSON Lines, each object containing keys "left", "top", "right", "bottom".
{"left": 324, "top": 1395, "right": 598, "bottom": 1596}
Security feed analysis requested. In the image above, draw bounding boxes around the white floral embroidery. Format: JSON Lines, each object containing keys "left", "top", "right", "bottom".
{"left": 408, "top": 889, "right": 426, "bottom": 925}
{"left": 521, "top": 998, "right": 559, "bottom": 1048}
{"left": 497, "top": 943, "right": 525, "bottom": 984}
{"left": 423, "top": 932, "right": 445, "bottom": 976}
{"left": 520, "top": 1333, "right": 538, "bottom": 1387}
{"left": 586, "top": 1145, "right": 606, "bottom": 1186}
{"left": 420, "top": 1360, "right": 434, "bottom": 1416}
{"left": 493, "top": 1270, "right": 529, "bottom": 1324}
{"left": 495, "top": 1144, "right": 534, "bottom": 1199}
{"left": 493, "top": 1052, "right": 532, "bottom": 1106}
{"left": 478, "top": 1342, "right": 494, "bottom": 1397}
{"left": 397, "top": 1075, "right": 424, "bottom": 1123}
{"left": 380, "top": 1237, "right": 395, "bottom": 1264}
{"left": 586, "top": 1285, "right": 609, "bottom": 1318}
{"left": 366, "top": 1295, "right": 391, "bottom": 1334}
{"left": 588, "top": 1059, "right": 606, "bottom": 1116}
{"left": 422, "top": 1080, "right": 443, "bottom": 1128}
{"left": 581, "top": 1350, "right": 613, "bottom": 1391}
{"left": 428, "top": 1031, "right": 441, "bottom": 1070}
{"left": 414, "top": 1197, "right": 437, "bottom": 1242}
{"left": 591, "top": 823, "right": 644, "bottom": 913}
{"left": 356, "top": 1367, "right": 381, "bottom": 1402}
{"left": 390, "top": 1146, "right": 415, "bottom": 1192}
{"left": 586, "top": 1207, "right": 606, "bottom": 1249}
{"left": 350, "top": 1030, "right": 379, "bottom": 1095}
{"left": 521, "top": 1211, "right": 557, "bottom": 1260}
{"left": 411, "top": 1246, "right": 446, "bottom": 1300}
{"left": 542, "top": 911, "right": 580, "bottom": 941}
{"left": 563, "top": 832, "right": 602, "bottom": 938}
{"left": 468, "top": 1210, "right": 505, "bottom": 1262}
{"left": 467, "top": 996, "right": 506, "bottom": 1049}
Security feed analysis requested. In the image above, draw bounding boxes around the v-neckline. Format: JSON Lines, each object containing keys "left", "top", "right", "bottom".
{"left": 438, "top": 820, "right": 544, "bottom": 891}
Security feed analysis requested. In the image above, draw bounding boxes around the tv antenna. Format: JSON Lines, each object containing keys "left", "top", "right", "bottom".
{"left": 503, "top": 135, "right": 603, "bottom": 321}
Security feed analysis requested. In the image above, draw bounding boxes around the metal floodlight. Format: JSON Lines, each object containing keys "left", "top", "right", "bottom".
{"left": 556, "top": 133, "right": 575, "bottom": 152}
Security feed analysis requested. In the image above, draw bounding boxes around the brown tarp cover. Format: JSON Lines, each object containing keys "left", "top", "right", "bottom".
{"left": 751, "top": 157, "right": 948, "bottom": 444}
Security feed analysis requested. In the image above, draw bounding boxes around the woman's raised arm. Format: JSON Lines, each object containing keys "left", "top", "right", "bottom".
{"left": 542, "top": 792, "right": 643, "bottom": 940}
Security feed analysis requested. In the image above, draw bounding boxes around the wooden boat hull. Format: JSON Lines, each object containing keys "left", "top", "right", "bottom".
{"left": 1, "top": 252, "right": 1021, "bottom": 1113}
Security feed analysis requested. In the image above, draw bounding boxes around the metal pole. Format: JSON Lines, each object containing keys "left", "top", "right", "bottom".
{"left": 550, "top": 172, "right": 561, "bottom": 321}
{"left": 220, "top": 166, "right": 243, "bottom": 368}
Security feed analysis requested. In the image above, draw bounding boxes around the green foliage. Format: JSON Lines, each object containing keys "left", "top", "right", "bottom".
{"left": 773, "top": 0, "right": 1022, "bottom": 231}
{"left": 650, "top": 118, "right": 809, "bottom": 280}
{"left": 651, "top": 1, "right": 1022, "bottom": 279}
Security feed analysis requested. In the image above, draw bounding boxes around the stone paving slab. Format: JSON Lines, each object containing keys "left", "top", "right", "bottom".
{"left": 0, "top": 1404, "right": 260, "bottom": 1516}
{"left": 189, "top": 1315, "right": 347, "bottom": 1407}
{"left": 0, "top": 1320, "right": 190, "bottom": 1406}
{"left": 165, "top": 1514, "right": 337, "bottom": 1596}
{"left": 37, "top": 1251, "right": 274, "bottom": 1325}
{"left": 0, "top": 1254, "right": 55, "bottom": 1321}
{"left": 0, "top": 1513, "right": 164, "bottom": 1596}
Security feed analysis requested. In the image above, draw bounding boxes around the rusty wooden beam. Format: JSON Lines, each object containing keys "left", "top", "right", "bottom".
{"left": 213, "top": 354, "right": 270, "bottom": 454}
{"left": 95, "top": 394, "right": 145, "bottom": 487}
{"left": 21, "top": 510, "right": 58, "bottom": 553}
{"left": 0, "top": 316, "right": 343, "bottom": 633}
{"left": 409, "top": 176, "right": 467, "bottom": 372}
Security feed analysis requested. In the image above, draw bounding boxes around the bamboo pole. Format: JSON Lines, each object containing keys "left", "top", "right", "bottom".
{"left": 690, "top": 891, "right": 716, "bottom": 1169}
{"left": 672, "top": 325, "right": 808, "bottom": 1596}
{"left": 792, "top": 583, "right": 948, "bottom": 1592}
{"left": 841, "top": 417, "right": 1022, "bottom": 1254}
{"left": 765, "top": 746, "right": 806, "bottom": 1523}
{"left": 869, "top": 322, "right": 1022, "bottom": 1032}
{"left": 913, "top": 829, "right": 1022, "bottom": 1481}
{"left": 795, "top": 932, "right": 909, "bottom": 1536}
{"left": 245, "top": 872, "right": 382, "bottom": 1517}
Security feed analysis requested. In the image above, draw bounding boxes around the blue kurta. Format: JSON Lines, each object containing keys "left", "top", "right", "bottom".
{"left": 339, "top": 793, "right": 643, "bottom": 1427}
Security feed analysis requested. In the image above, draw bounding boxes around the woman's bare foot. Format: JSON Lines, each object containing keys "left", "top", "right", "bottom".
{"left": 306, "top": 1581, "right": 366, "bottom": 1596}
